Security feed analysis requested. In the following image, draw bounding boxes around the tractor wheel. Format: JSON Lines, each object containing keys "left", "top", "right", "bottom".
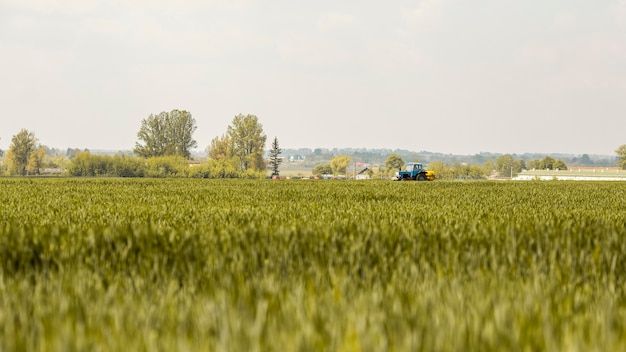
{"left": 417, "top": 174, "right": 426, "bottom": 181}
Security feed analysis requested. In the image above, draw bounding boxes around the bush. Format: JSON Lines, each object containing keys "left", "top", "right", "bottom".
{"left": 144, "top": 156, "right": 185, "bottom": 178}
{"left": 67, "top": 152, "right": 145, "bottom": 177}
{"left": 66, "top": 153, "right": 268, "bottom": 179}
{"left": 188, "top": 164, "right": 211, "bottom": 178}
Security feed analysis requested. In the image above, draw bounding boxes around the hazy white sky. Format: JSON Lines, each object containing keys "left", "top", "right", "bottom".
{"left": 1, "top": 0, "right": 625, "bottom": 155}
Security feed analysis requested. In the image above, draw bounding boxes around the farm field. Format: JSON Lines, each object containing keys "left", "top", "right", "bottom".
{"left": 1, "top": 178, "right": 625, "bottom": 351}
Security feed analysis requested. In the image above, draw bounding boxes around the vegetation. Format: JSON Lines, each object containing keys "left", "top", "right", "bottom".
{"left": 206, "top": 133, "right": 238, "bottom": 177}
{"left": 495, "top": 154, "right": 525, "bottom": 178}
{"left": 205, "top": 114, "right": 267, "bottom": 177}
{"left": 268, "top": 137, "right": 282, "bottom": 177}
{"left": 312, "top": 163, "right": 332, "bottom": 176}
{"left": 4, "top": 129, "right": 44, "bottom": 175}
{"left": 0, "top": 179, "right": 625, "bottom": 350}
{"left": 330, "top": 155, "right": 352, "bottom": 175}
{"left": 134, "top": 110, "right": 198, "bottom": 158}
{"left": 527, "top": 156, "right": 568, "bottom": 171}
{"left": 382, "top": 153, "right": 405, "bottom": 177}
{"left": 384, "top": 153, "right": 405, "bottom": 171}
{"left": 616, "top": 144, "right": 626, "bottom": 169}
{"left": 429, "top": 161, "right": 488, "bottom": 180}
{"left": 64, "top": 152, "right": 224, "bottom": 179}
{"left": 227, "top": 114, "right": 267, "bottom": 172}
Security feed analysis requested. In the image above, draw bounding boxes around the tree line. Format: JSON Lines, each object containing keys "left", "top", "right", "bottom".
{"left": 3, "top": 111, "right": 626, "bottom": 177}
{"left": 1, "top": 129, "right": 46, "bottom": 176}
{"left": 1, "top": 110, "right": 282, "bottom": 178}
{"left": 308, "top": 153, "right": 574, "bottom": 180}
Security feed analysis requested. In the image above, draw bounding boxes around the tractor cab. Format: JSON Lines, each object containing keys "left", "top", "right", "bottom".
{"left": 408, "top": 163, "right": 423, "bottom": 171}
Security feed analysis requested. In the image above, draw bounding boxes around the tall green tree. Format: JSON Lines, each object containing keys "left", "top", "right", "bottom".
{"left": 227, "top": 114, "right": 267, "bottom": 171}
{"left": 542, "top": 156, "right": 556, "bottom": 170}
{"left": 495, "top": 154, "right": 516, "bottom": 177}
{"left": 384, "top": 153, "right": 404, "bottom": 177}
{"left": 134, "top": 110, "right": 197, "bottom": 158}
{"left": 268, "top": 136, "right": 282, "bottom": 177}
{"left": 134, "top": 112, "right": 169, "bottom": 157}
{"left": 330, "top": 155, "right": 352, "bottom": 175}
{"left": 6, "top": 129, "right": 38, "bottom": 176}
{"left": 616, "top": 144, "right": 626, "bottom": 169}
{"left": 385, "top": 153, "right": 405, "bottom": 170}
{"left": 169, "top": 109, "right": 198, "bottom": 158}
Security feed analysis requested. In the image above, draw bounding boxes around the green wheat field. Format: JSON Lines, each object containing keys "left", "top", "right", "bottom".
{"left": 1, "top": 178, "right": 625, "bottom": 351}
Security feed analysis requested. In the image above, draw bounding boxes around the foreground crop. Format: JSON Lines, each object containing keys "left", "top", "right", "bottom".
{"left": 0, "top": 179, "right": 625, "bottom": 351}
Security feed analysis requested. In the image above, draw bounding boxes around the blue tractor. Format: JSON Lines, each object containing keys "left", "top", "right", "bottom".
{"left": 395, "top": 162, "right": 436, "bottom": 181}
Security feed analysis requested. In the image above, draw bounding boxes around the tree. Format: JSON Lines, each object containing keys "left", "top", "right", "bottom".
{"left": 495, "top": 154, "right": 515, "bottom": 178}
{"left": 67, "top": 148, "right": 83, "bottom": 159}
{"left": 542, "top": 156, "right": 556, "bottom": 170}
{"left": 468, "top": 164, "right": 486, "bottom": 179}
{"left": 27, "top": 146, "right": 46, "bottom": 175}
{"left": 616, "top": 144, "right": 626, "bottom": 169}
{"left": 268, "top": 137, "right": 282, "bottom": 176}
{"left": 169, "top": 109, "right": 198, "bottom": 158}
{"left": 207, "top": 134, "right": 232, "bottom": 161}
{"left": 330, "top": 155, "right": 351, "bottom": 175}
{"left": 227, "top": 114, "right": 267, "bottom": 172}
{"left": 383, "top": 153, "right": 405, "bottom": 177}
{"left": 482, "top": 159, "right": 496, "bottom": 177}
{"left": 206, "top": 134, "right": 238, "bottom": 178}
{"left": 169, "top": 110, "right": 197, "bottom": 157}
{"left": 134, "top": 112, "right": 169, "bottom": 157}
{"left": 385, "top": 153, "right": 405, "bottom": 170}
{"left": 528, "top": 156, "right": 566, "bottom": 170}
{"left": 553, "top": 159, "right": 567, "bottom": 171}
{"left": 134, "top": 110, "right": 197, "bottom": 158}
{"left": 312, "top": 164, "right": 332, "bottom": 175}
{"left": 494, "top": 155, "right": 525, "bottom": 177}
{"left": 6, "top": 129, "right": 38, "bottom": 176}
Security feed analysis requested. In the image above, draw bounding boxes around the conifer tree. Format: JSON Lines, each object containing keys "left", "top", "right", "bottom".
{"left": 269, "top": 137, "right": 282, "bottom": 176}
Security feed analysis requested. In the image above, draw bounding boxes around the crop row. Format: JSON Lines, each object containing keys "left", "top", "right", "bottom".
{"left": 0, "top": 179, "right": 625, "bottom": 351}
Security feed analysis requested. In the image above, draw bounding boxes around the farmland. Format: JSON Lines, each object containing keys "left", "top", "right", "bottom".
{"left": 1, "top": 178, "right": 625, "bottom": 351}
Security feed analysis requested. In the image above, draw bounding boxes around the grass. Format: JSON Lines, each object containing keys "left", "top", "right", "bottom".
{"left": 0, "top": 178, "right": 625, "bottom": 351}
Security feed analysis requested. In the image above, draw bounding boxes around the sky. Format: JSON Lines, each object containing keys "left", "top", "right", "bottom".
{"left": 1, "top": 0, "right": 625, "bottom": 156}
